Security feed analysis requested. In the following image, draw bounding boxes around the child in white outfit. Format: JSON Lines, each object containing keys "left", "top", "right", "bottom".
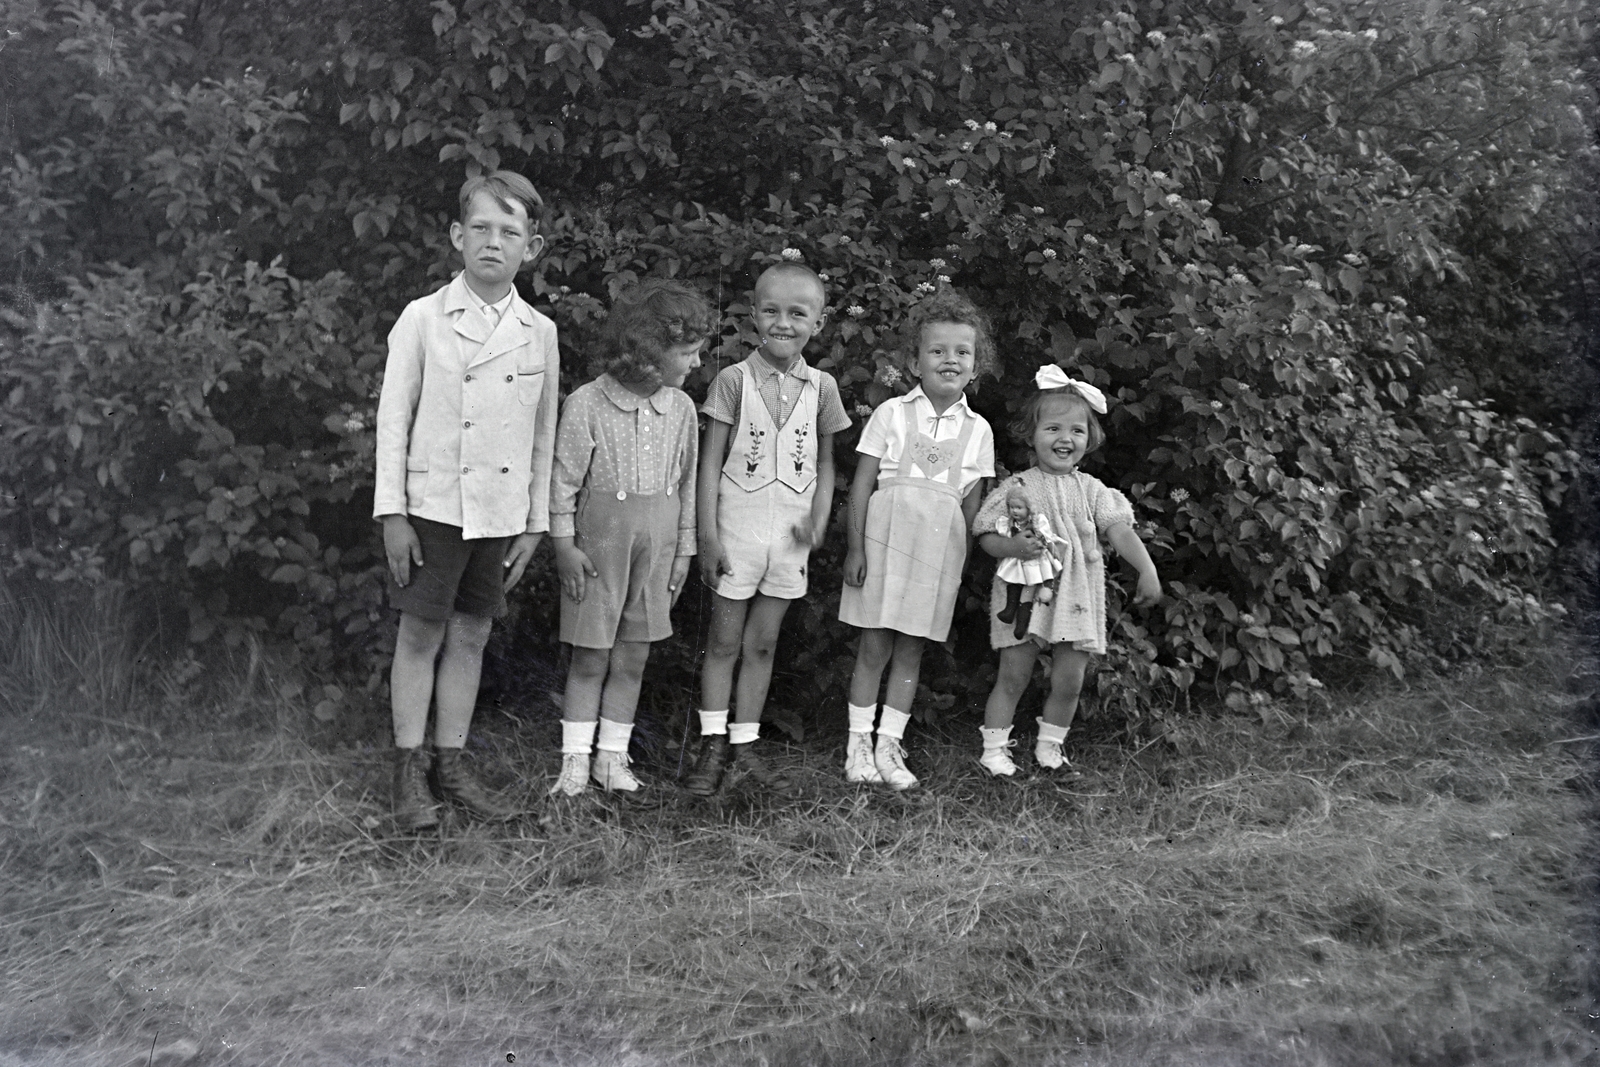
{"left": 972, "top": 366, "right": 1162, "bottom": 776}
{"left": 686, "top": 263, "right": 852, "bottom": 797}
{"left": 838, "top": 289, "right": 996, "bottom": 789}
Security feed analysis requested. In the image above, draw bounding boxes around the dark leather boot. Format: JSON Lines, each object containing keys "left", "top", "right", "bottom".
{"left": 433, "top": 747, "right": 515, "bottom": 821}
{"left": 683, "top": 734, "right": 730, "bottom": 796}
{"left": 392, "top": 746, "right": 440, "bottom": 831}
{"left": 726, "top": 742, "right": 801, "bottom": 798}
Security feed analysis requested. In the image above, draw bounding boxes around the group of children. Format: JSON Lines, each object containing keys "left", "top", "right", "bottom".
{"left": 373, "top": 172, "right": 1161, "bottom": 830}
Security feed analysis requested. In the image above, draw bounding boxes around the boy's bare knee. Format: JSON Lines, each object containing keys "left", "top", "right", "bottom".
{"left": 396, "top": 613, "right": 448, "bottom": 659}
{"left": 705, "top": 631, "right": 742, "bottom": 661}
{"left": 742, "top": 631, "right": 777, "bottom": 662}
{"left": 445, "top": 612, "right": 493, "bottom": 654}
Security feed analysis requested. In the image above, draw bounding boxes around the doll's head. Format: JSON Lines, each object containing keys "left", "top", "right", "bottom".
{"left": 1005, "top": 489, "right": 1033, "bottom": 525}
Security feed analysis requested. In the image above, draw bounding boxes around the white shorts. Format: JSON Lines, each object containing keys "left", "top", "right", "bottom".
{"left": 714, "top": 477, "right": 814, "bottom": 601}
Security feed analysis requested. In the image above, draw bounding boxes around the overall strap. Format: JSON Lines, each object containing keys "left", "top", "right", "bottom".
{"left": 942, "top": 407, "right": 977, "bottom": 488}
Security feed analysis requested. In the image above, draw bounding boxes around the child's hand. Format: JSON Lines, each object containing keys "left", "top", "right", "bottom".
{"left": 668, "top": 555, "right": 692, "bottom": 606}
{"left": 843, "top": 546, "right": 867, "bottom": 587}
{"left": 1011, "top": 530, "right": 1046, "bottom": 560}
{"left": 501, "top": 533, "right": 542, "bottom": 592}
{"left": 789, "top": 521, "right": 815, "bottom": 548}
{"left": 382, "top": 515, "right": 423, "bottom": 587}
{"left": 555, "top": 541, "right": 598, "bottom": 602}
{"left": 1133, "top": 568, "right": 1162, "bottom": 607}
{"left": 698, "top": 539, "right": 732, "bottom": 589}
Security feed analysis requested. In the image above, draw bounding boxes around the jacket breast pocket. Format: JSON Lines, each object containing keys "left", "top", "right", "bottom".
{"left": 515, "top": 358, "right": 546, "bottom": 407}
{"left": 405, "top": 456, "right": 430, "bottom": 502}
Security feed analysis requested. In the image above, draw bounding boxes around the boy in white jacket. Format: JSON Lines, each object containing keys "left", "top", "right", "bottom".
{"left": 371, "top": 171, "right": 558, "bottom": 830}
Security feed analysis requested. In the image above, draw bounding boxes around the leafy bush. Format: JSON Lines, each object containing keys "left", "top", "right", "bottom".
{"left": 1, "top": 0, "right": 1592, "bottom": 725}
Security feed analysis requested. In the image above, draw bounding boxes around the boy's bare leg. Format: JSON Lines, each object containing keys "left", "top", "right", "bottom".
{"left": 391, "top": 612, "right": 448, "bottom": 747}
{"left": 389, "top": 611, "right": 447, "bottom": 829}
{"left": 699, "top": 593, "right": 750, "bottom": 713}
{"left": 730, "top": 593, "right": 792, "bottom": 724}
{"left": 721, "top": 593, "right": 800, "bottom": 796}
{"left": 429, "top": 611, "right": 513, "bottom": 820}
{"left": 432, "top": 611, "right": 494, "bottom": 748}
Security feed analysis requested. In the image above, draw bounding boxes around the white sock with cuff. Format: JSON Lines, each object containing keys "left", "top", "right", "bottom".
{"left": 876, "top": 706, "right": 912, "bottom": 742}
{"left": 846, "top": 702, "right": 878, "bottom": 735}
{"left": 596, "top": 717, "right": 634, "bottom": 753}
{"left": 560, "top": 719, "right": 598, "bottom": 756}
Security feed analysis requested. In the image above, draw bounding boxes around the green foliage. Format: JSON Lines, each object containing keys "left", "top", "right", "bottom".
{"left": 1, "top": 0, "right": 1592, "bottom": 721}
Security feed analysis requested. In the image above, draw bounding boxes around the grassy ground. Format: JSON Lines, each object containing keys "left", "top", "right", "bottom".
{"left": 1, "top": 589, "right": 1596, "bottom": 1066}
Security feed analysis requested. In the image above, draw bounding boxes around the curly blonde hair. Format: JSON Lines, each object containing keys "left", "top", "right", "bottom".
{"left": 901, "top": 287, "right": 999, "bottom": 385}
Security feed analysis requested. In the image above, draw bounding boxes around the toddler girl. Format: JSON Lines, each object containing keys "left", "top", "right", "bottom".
{"left": 838, "top": 289, "right": 997, "bottom": 789}
{"left": 993, "top": 488, "right": 1065, "bottom": 639}
{"left": 972, "top": 366, "right": 1161, "bottom": 776}
{"left": 547, "top": 279, "right": 714, "bottom": 795}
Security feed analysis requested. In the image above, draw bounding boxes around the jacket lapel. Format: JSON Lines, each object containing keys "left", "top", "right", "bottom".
{"left": 444, "top": 275, "right": 491, "bottom": 349}
{"left": 466, "top": 294, "right": 534, "bottom": 369}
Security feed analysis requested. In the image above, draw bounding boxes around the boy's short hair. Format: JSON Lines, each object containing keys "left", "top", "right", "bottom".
{"left": 902, "top": 287, "right": 999, "bottom": 382}
{"left": 1010, "top": 388, "right": 1106, "bottom": 454}
{"left": 753, "top": 263, "right": 827, "bottom": 308}
{"left": 601, "top": 279, "right": 717, "bottom": 387}
{"left": 459, "top": 171, "right": 544, "bottom": 231}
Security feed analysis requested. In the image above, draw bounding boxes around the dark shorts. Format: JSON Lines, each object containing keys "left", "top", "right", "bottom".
{"left": 387, "top": 517, "right": 511, "bottom": 622}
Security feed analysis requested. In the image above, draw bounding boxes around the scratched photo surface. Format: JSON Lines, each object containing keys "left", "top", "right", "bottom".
{"left": 1, "top": 0, "right": 1595, "bottom": 1064}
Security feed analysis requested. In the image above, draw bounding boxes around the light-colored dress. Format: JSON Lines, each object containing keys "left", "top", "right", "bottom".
{"left": 973, "top": 469, "right": 1134, "bottom": 654}
{"left": 838, "top": 388, "right": 994, "bottom": 641}
{"left": 994, "top": 513, "right": 1064, "bottom": 587}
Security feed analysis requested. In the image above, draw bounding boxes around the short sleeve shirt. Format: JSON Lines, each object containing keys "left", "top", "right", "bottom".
{"left": 857, "top": 387, "right": 995, "bottom": 497}
{"left": 701, "top": 353, "right": 851, "bottom": 435}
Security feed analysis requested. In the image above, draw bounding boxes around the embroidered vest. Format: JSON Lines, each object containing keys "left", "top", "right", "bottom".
{"left": 721, "top": 361, "right": 817, "bottom": 493}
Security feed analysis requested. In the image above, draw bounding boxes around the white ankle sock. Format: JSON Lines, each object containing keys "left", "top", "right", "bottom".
{"left": 847, "top": 702, "right": 878, "bottom": 735}
{"left": 728, "top": 721, "right": 760, "bottom": 745}
{"left": 877, "top": 706, "right": 911, "bottom": 742}
{"left": 980, "top": 725, "right": 1012, "bottom": 750}
{"left": 596, "top": 717, "right": 634, "bottom": 754}
{"left": 561, "top": 719, "right": 598, "bottom": 756}
{"left": 1036, "top": 719, "right": 1069, "bottom": 746}
{"left": 698, "top": 709, "right": 729, "bottom": 736}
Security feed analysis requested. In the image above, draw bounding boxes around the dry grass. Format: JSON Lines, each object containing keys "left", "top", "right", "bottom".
{"left": 0, "top": 588, "right": 1595, "bottom": 1066}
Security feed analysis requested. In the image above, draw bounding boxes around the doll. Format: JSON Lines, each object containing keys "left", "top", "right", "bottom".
{"left": 993, "top": 488, "right": 1065, "bottom": 639}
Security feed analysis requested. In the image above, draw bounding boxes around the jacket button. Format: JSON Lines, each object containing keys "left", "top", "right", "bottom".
{"left": 463, "top": 420, "right": 471, "bottom": 428}
{"left": 505, "top": 374, "right": 514, "bottom": 382}
{"left": 501, "top": 467, "right": 510, "bottom": 473}
{"left": 465, "top": 374, "right": 473, "bottom": 381}
{"left": 462, "top": 466, "right": 469, "bottom": 474}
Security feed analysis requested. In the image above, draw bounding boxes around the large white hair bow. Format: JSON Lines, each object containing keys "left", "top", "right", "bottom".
{"left": 1034, "top": 365, "right": 1108, "bottom": 414}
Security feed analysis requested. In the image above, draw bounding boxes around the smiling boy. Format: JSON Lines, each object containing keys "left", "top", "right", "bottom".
{"left": 684, "top": 263, "right": 851, "bottom": 797}
{"left": 372, "top": 172, "right": 558, "bottom": 830}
